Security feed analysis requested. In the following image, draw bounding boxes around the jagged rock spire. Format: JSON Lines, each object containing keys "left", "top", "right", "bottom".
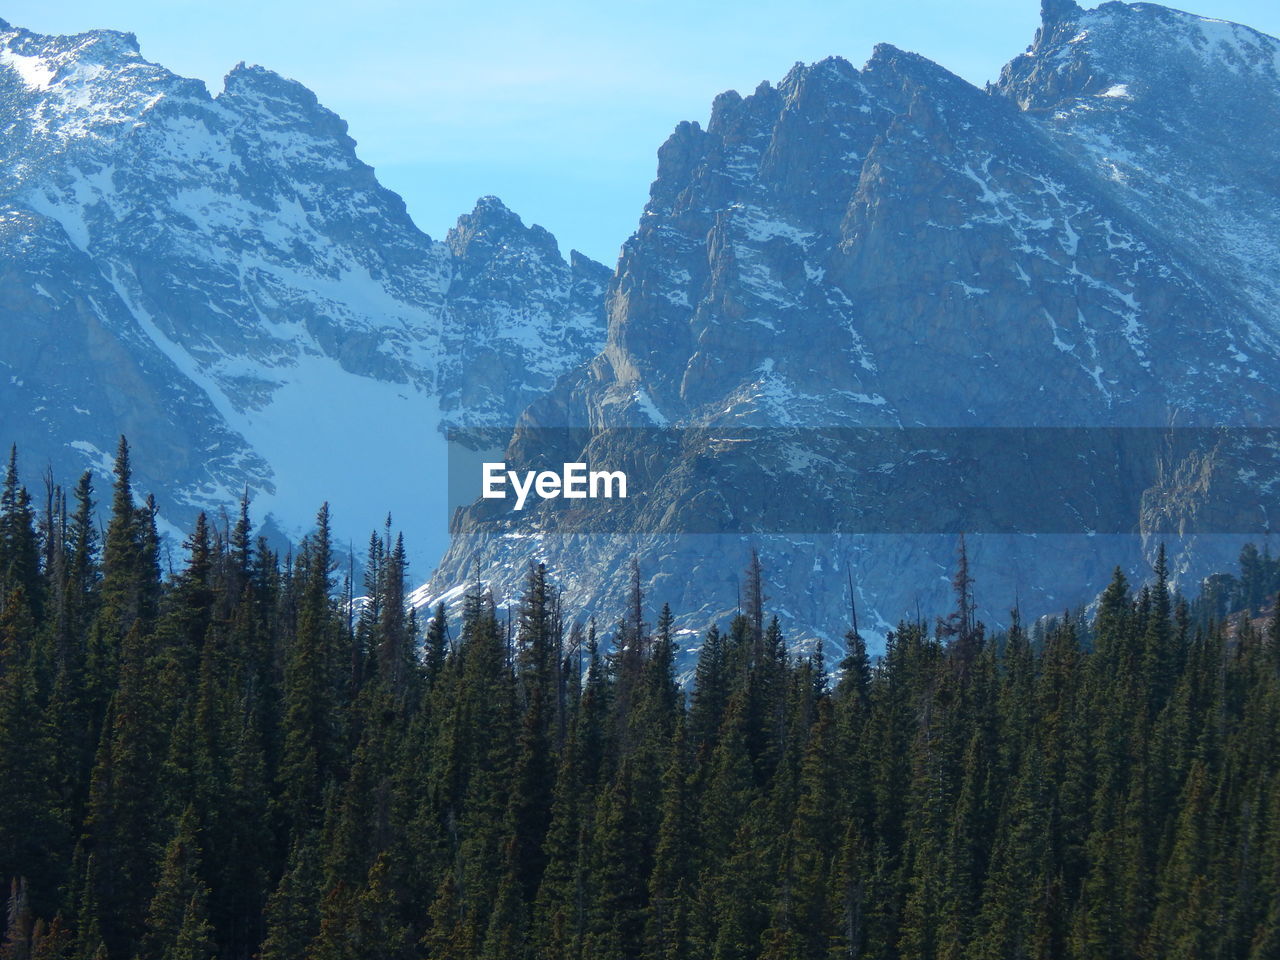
{"left": 1042, "top": 0, "right": 1083, "bottom": 23}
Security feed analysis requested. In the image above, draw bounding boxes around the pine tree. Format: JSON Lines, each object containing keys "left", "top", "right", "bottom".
{"left": 645, "top": 719, "right": 695, "bottom": 960}
{"left": 502, "top": 564, "right": 559, "bottom": 908}
{"left": 584, "top": 760, "right": 650, "bottom": 960}
{"left": 0, "top": 588, "right": 62, "bottom": 908}
{"left": 827, "top": 817, "right": 870, "bottom": 960}
{"left": 689, "top": 626, "right": 728, "bottom": 756}
{"left": 279, "top": 504, "right": 343, "bottom": 833}
{"left": 450, "top": 597, "right": 518, "bottom": 952}
{"left": 96, "top": 437, "right": 159, "bottom": 645}
{"left": 1141, "top": 545, "right": 1175, "bottom": 716}
{"left": 764, "top": 698, "right": 838, "bottom": 960}
{"left": 311, "top": 854, "right": 412, "bottom": 960}
{"left": 971, "top": 741, "right": 1050, "bottom": 960}
{"left": 1147, "top": 759, "right": 1214, "bottom": 959}
{"left": 1, "top": 447, "right": 43, "bottom": 624}
{"left": 138, "top": 806, "right": 215, "bottom": 960}
{"left": 531, "top": 703, "right": 590, "bottom": 960}
{"left": 79, "top": 614, "right": 169, "bottom": 955}
{"left": 260, "top": 833, "right": 323, "bottom": 960}
{"left": 422, "top": 872, "right": 471, "bottom": 960}
{"left": 62, "top": 471, "right": 100, "bottom": 645}
{"left": 424, "top": 603, "right": 449, "bottom": 690}
{"left": 375, "top": 533, "right": 414, "bottom": 695}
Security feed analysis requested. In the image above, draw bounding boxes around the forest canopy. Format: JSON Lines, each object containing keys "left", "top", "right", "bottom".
{"left": 0, "top": 438, "right": 1277, "bottom": 960}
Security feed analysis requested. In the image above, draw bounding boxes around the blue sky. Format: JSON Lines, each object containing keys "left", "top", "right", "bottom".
{"left": 5, "top": 0, "right": 1279, "bottom": 265}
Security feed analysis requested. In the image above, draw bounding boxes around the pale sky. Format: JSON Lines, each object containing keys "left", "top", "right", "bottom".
{"left": 4, "top": 0, "right": 1279, "bottom": 265}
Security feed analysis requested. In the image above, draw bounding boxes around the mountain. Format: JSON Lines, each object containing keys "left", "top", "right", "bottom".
{"left": 0, "top": 19, "right": 608, "bottom": 566}
{"left": 430, "top": 0, "right": 1280, "bottom": 657}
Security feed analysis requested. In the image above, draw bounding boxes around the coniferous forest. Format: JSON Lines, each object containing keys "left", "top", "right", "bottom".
{"left": 1, "top": 438, "right": 1279, "bottom": 960}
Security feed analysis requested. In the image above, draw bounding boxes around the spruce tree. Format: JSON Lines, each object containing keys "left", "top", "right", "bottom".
{"left": 645, "top": 720, "right": 695, "bottom": 960}
{"left": 0, "top": 588, "right": 62, "bottom": 910}
{"left": 138, "top": 806, "right": 215, "bottom": 960}
{"left": 278, "top": 505, "right": 343, "bottom": 833}
{"left": 0, "top": 447, "right": 43, "bottom": 623}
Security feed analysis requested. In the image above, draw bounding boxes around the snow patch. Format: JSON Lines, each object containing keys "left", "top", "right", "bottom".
{"left": 631, "top": 388, "right": 669, "bottom": 427}
{"left": 1, "top": 49, "right": 55, "bottom": 91}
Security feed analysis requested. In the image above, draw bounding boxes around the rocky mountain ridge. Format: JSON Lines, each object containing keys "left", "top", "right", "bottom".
{"left": 429, "top": 0, "right": 1280, "bottom": 656}
{"left": 0, "top": 18, "right": 607, "bottom": 564}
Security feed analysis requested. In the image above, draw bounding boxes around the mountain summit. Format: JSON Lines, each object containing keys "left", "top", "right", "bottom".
{"left": 432, "top": 1, "right": 1280, "bottom": 655}
{"left": 0, "top": 20, "right": 607, "bottom": 563}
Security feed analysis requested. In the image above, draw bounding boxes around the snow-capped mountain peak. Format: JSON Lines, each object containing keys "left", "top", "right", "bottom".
{"left": 0, "top": 18, "right": 609, "bottom": 571}
{"left": 432, "top": 1, "right": 1280, "bottom": 658}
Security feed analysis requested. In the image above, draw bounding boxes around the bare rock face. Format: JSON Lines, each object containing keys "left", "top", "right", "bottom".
{"left": 438, "top": 197, "right": 610, "bottom": 431}
{"left": 431, "top": 2, "right": 1280, "bottom": 659}
{"left": 0, "top": 21, "right": 606, "bottom": 563}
